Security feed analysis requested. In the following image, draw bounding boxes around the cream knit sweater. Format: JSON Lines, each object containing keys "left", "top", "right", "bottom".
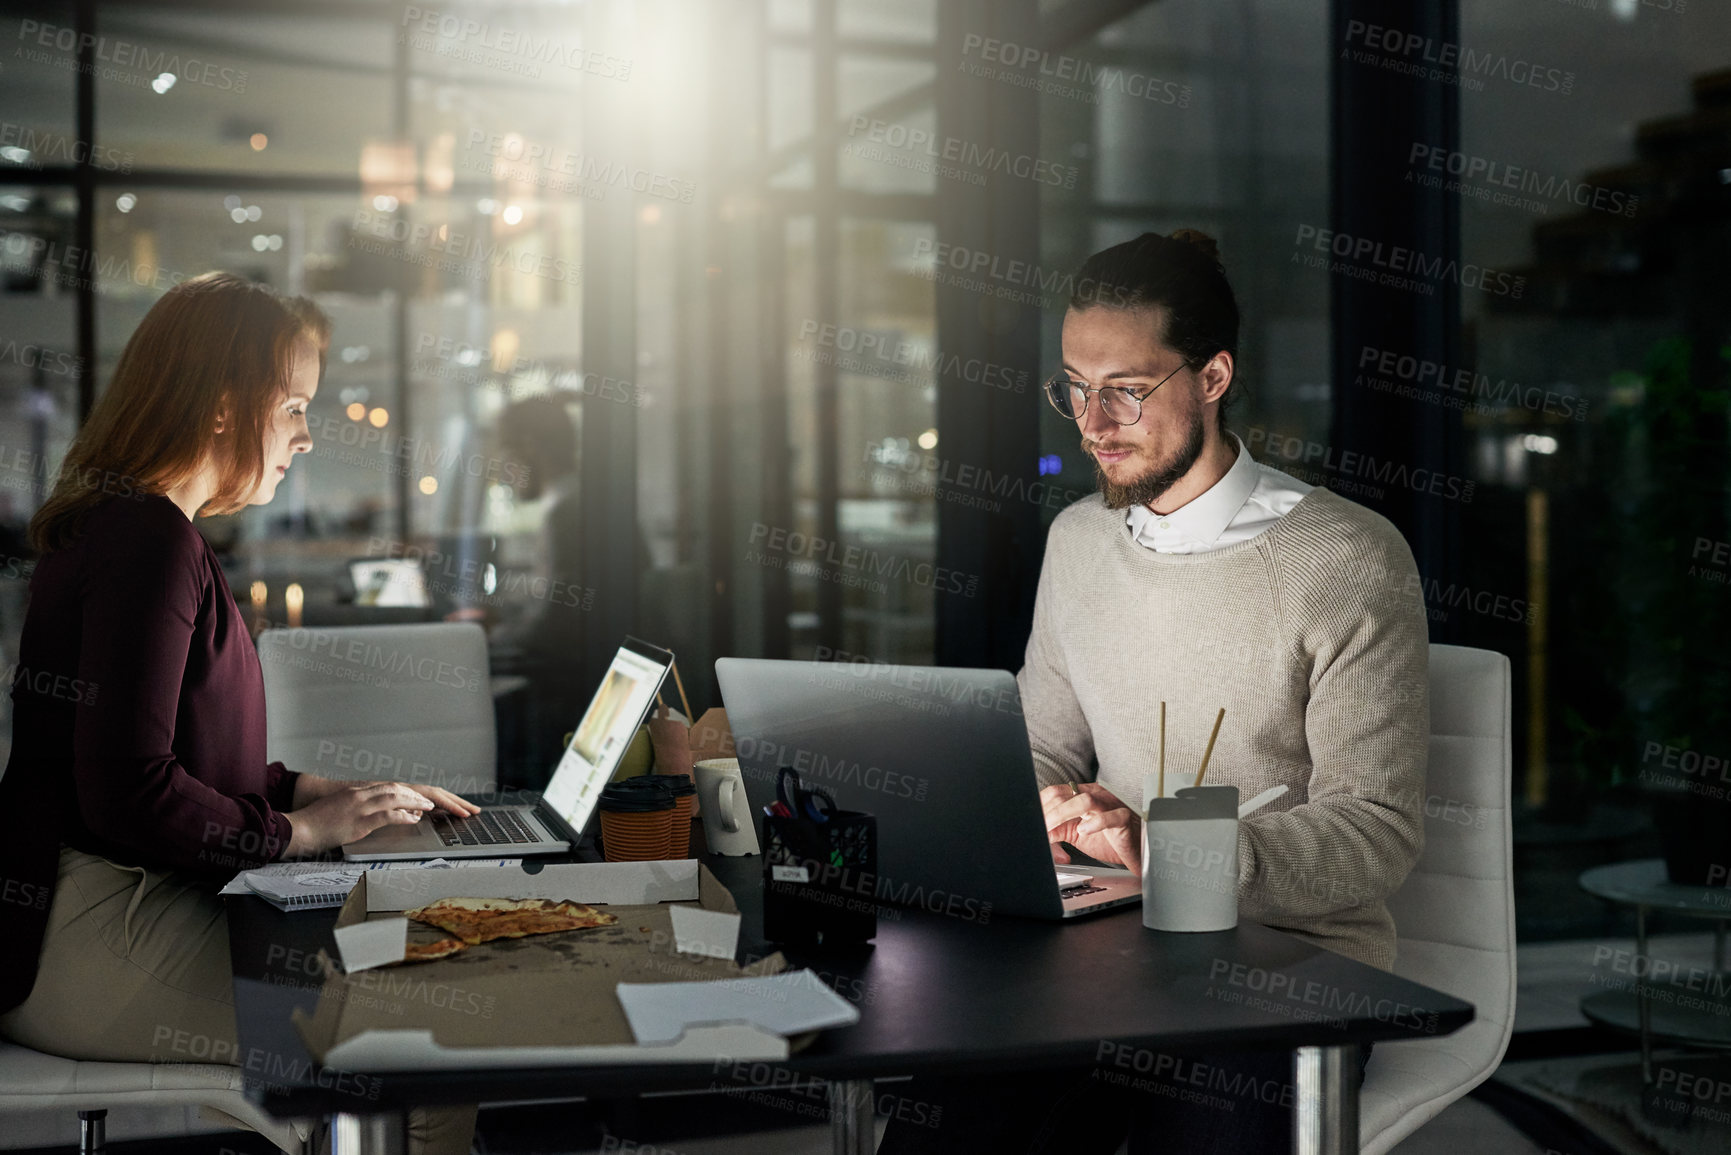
{"left": 1018, "top": 488, "right": 1429, "bottom": 971}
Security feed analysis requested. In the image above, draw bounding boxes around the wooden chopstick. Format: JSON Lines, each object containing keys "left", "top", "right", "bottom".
{"left": 1158, "top": 701, "right": 1166, "bottom": 801}
{"left": 1194, "top": 707, "right": 1225, "bottom": 787}
{"left": 669, "top": 657, "right": 694, "bottom": 721}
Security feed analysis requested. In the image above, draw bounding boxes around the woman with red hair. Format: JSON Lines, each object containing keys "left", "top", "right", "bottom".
{"left": 0, "top": 272, "right": 478, "bottom": 1155}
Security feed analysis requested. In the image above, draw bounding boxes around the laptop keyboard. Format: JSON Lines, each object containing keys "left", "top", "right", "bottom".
{"left": 430, "top": 809, "right": 539, "bottom": 847}
{"left": 1060, "top": 883, "right": 1109, "bottom": 900}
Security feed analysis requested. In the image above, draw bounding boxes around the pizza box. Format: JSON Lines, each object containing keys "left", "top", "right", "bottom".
{"left": 291, "top": 860, "right": 859, "bottom": 1071}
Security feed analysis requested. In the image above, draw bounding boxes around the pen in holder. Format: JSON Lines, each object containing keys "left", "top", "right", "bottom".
{"left": 762, "top": 766, "right": 877, "bottom": 946}
{"left": 1141, "top": 785, "right": 1239, "bottom": 932}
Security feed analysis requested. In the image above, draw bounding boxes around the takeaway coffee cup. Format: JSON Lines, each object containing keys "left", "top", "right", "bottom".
{"left": 599, "top": 778, "right": 676, "bottom": 862}
{"left": 1141, "top": 785, "right": 1240, "bottom": 932}
{"left": 664, "top": 774, "right": 698, "bottom": 858}
{"left": 695, "top": 758, "right": 760, "bottom": 856}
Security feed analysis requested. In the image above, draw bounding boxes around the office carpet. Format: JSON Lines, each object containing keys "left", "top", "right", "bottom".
{"left": 1488, "top": 1051, "right": 1731, "bottom": 1155}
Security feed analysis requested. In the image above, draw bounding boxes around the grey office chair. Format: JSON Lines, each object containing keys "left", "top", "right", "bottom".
{"left": 256, "top": 621, "right": 498, "bottom": 794}
{"left": 1359, "top": 643, "right": 1517, "bottom": 1153}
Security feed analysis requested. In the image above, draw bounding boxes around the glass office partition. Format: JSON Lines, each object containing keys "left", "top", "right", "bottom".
{"left": 0, "top": 0, "right": 1341, "bottom": 709}
{"left": 782, "top": 213, "right": 823, "bottom": 654}
{"left": 93, "top": 5, "right": 393, "bottom": 179}
{"left": 0, "top": 0, "right": 1378, "bottom": 732}
{"left": 836, "top": 217, "right": 938, "bottom": 665}
{"left": 0, "top": 183, "right": 78, "bottom": 714}
{"left": 0, "top": 185, "right": 79, "bottom": 518}
{"left": 1036, "top": 0, "right": 1334, "bottom": 518}
{"left": 1457, "top": 0, "right": 1731, "bottom": 937}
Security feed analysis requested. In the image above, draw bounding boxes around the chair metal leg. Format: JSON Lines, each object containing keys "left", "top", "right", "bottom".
{"left": 828, "top": 1078, "right": 875, "bottom": 1155}
{"left": 332, "top": 1111, "right": 406, "bottom": 1155}
{"left": 77, "top": 1109, "right": 106, "bottom": 1155}
{"left": 1636, "top": 905, "right": 1653, "bottom": 1083}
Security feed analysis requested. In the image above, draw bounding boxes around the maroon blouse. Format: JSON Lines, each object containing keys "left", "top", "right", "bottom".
{"left": 0, "top": 493, "right": 299, "bottom": 1011}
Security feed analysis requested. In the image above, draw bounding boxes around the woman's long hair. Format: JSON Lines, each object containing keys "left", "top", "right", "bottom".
{"left": 29, "top": 272, "right": 331, "bottom": 554}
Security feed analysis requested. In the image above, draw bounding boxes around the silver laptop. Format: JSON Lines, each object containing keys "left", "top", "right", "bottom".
{"left": 348, "top": 557, "right": 432, "bottom": 607}
{"left": 343, "top": 637, "right": 674, "bottom": 861}
{"left": 714, "top": 658, "right": 1141, "bottom": 920}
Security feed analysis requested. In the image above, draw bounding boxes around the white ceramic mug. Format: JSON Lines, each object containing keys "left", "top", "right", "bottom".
{"left": 695, "top": 758, "right": 760, "bottom": 856}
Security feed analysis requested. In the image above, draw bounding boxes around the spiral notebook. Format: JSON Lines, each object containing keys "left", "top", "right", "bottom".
{"left": 243, "top": 867, "right": 367, "bottom": 910}
{"left": 235, "top": 858, "right": 520, "bottom": 910}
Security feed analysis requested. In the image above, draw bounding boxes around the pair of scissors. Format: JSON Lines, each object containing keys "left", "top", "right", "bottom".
{"left": 776, "top": 766, "right": 837, "bottom": 823}
{"left": 775, "top": 766, "right": 798, "bottom": 812}
{"left": 802, "top": 787, "right": 837, "bottom": 824}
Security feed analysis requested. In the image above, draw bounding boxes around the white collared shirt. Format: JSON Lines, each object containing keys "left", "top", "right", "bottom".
{"left": 1126, "top": 432, "right": 1314, "bottom": 554}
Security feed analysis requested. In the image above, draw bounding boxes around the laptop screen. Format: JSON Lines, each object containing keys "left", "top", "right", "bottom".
{"left": 349, "top": 558, "right": 432, "bottom": 608}
{"left": 541, "top": 638, "right": 673, "bottom": 835}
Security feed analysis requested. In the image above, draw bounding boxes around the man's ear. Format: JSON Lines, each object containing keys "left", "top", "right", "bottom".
{"left": 1197, "top": 351, "right": 1234, "bottom": 405}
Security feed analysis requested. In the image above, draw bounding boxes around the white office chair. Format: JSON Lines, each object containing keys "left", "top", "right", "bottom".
{"left": 0, "top": 626, "right": 495, "bottom": 1149}
{"left": 1359, "top": 643, "right": 1517, "bottom": 1154}
{"left": 257, "top": 622, "right": 498, "bottom": 794}
{"left": 0, "top": 1046, "right": 310, "bottom": 1153}
{"left": 0, "top": 625, "right": 498, "bottom": 1154}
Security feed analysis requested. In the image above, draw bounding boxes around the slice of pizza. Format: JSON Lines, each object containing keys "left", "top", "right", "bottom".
{"left": 398, "top": 936, "right": 470, "bottom": 965}
{"left": 403, "top": 897, "right": 618, "bottom": 946}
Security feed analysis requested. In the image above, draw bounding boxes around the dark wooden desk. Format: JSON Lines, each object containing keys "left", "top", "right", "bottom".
{"left": 227, "top": 849, "right": 1472, "bottom": 1155}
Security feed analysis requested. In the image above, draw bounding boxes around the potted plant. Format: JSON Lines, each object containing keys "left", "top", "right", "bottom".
{"left": 1564, "top": 337, "right": 1731, "bottom": 885}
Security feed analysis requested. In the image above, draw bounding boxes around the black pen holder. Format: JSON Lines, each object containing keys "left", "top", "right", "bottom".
{"left": 762, "top": 810, "right": 878, "bottom": 946}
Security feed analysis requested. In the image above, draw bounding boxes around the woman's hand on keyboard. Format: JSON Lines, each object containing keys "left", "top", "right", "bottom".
{"left": 413, "top": 784, "right": 482, "bottom": 819}
{"left": 286, "top": 781, "right": 446, "bottom": 855}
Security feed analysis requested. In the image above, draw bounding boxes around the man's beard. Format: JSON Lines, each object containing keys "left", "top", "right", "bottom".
{"left": 1088, "top": 405, "right": 1207, "bottom": 511}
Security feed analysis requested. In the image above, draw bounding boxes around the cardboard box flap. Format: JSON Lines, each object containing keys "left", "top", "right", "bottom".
{"left": 616, "top": 969, "right": 861, "bottom": 1045}
{"left": 333, "top": 915, "right": 410, "bottom": 974}
{"left": 697, "top": 863, "right": 739, "bottom": 915}
{"left": 320, "top": 1023, "right": 787, "bottom": 1070}
{"left": 669, "top": 905, "right": 739, "bottom": 960}
{"left": 358, "top": 860, "right": 702, "bottom": 913}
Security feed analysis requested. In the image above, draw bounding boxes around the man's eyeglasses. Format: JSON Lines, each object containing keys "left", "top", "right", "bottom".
{"left": 1043, "top": 363, "right": 1189, "bottom": 426}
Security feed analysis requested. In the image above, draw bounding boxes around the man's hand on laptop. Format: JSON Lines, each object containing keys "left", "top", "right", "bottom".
{"left": 1040, "top": 781, "right": 1141, "bottom": 878}
{"left": 284, "top": 782, "right": 482, "bottom": 855}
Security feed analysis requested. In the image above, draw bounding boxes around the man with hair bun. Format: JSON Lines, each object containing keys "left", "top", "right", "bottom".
{"left": 881, "top": 231, "right": 1429, "bottom": 1152}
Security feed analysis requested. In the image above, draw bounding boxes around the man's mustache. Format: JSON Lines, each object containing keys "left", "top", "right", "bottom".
{"left": 1083, "top": 439, "right": 1137, "bottom": 455}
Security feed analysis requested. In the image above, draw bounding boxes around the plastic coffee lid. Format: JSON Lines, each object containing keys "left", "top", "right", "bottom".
{"left": 600, "top": 797, "right": 669, "bottom": 812}
{"left": 615, "top": 775, "right": 676, "bottom": 794}
{"left": 599, "top": 782, "right": 675, "bottom": 813}
{"left": 661, "top": 776, "right": 697, "bottom": 797}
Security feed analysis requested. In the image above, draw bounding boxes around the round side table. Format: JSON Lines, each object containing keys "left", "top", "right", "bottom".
{"left": 1577, "top": 859, "right": 1731, "bottom": 1083}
